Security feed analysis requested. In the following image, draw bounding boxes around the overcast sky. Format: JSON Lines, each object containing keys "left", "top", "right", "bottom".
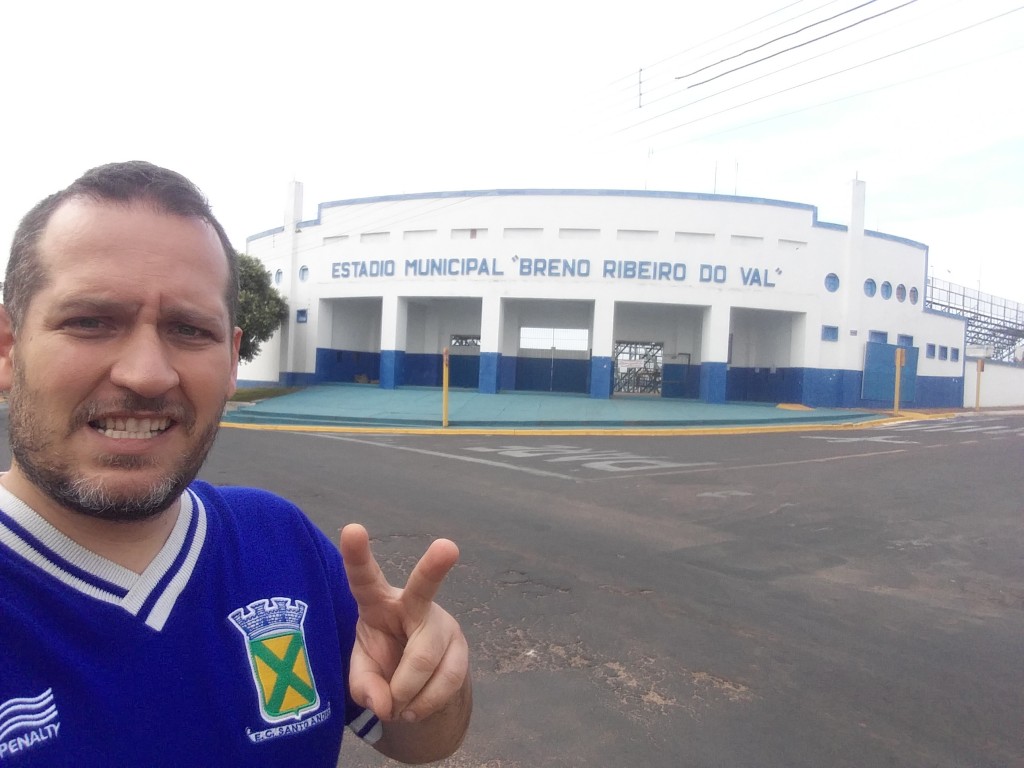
{"left": 3, "top": 0, "right": 1022, "bottom": 299}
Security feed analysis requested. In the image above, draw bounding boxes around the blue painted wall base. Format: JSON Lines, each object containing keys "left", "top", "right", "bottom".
{"left": 661, "top": 364, "right": 700, "bottom": 398}
{"left": 307, "top": 349, "right": 964, "bottom": 408}
{"left": 700, "top": 362, "right": 727, "bottom": 404}
{"left": 404, "top": 353, "right": 442, "bottom": 386}
{"left": 379, "top": 350, "right": 405, "bottom": 389}
{"left": 479, "top": 352, "right": 500, "bottom": 393}
{"left": 314, "top": 348, "right": 380, "bottom": 384}
{"left": 589, "top": 357, "right": 613, "bottom": 399}
{"left": 499, "top": 356, "right": 517, "bottom": 391}
{"left": 515, "top": 357, "right": 589, "bottom": 393}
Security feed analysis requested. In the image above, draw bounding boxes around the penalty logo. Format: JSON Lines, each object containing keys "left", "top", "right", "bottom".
{"left": 230, "top": 598, "right": 320, "bottom": 724}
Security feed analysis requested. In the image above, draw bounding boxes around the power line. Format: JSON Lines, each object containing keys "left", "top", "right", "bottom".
{"left": 602, "top": 0, "right": 816, "bottom": 89}
{"left": 675, "top": 0, "right": 883, "bottom": 81}
{"left": 656, "top": 37, "right": 1024, "bottom": 153}
{"left": 596, "top": 0, "right": 890, "bottom": 120}
{"left": 614, "top": 0, "right": 966, "bottom": 134}
{"left": 685, "top": 0, "right": 920, "bottom": 90}
{"left": 639, "top": 4, "right": 1024, "bottom": 142}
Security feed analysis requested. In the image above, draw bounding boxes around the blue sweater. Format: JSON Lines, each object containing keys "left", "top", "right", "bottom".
{"left": 0, "top": 481, "right": 379, "bottom": 766}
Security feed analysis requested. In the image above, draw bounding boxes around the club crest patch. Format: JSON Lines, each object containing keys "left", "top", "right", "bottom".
{"left": 230, "top": 598, "right": 321, "bottom": 725}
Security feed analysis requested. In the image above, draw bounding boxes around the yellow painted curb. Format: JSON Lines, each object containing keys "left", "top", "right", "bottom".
{"left": 221, "top": 414, "right": 908, "bottom": 437}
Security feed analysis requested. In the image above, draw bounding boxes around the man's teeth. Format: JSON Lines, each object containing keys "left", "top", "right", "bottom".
{"left": 94, "top": 417, "right": 171, "bottom": 439}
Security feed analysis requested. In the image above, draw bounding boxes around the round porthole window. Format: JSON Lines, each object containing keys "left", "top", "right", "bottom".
{"left": 896, "top": 284, "right": 906, "bottom": 302}
{"left": 909, "top": 286, "right": 919, "bottom": 305}
{"left": 864, "top": 278, "right": 877, "bottom": 297}
{"left": 274, "top": 269, "right": 283, "bottom": 285}
{"left": 824, "top": 273, "right": 840, "bottom": 292}
{"left": 299, "top": 265, "right": 309, "bottom": 282}
{"left": 881, "top": 281, "right": 892, "bottom": 300}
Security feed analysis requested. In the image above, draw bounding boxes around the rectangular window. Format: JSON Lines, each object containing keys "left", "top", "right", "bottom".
{"left": 504, "top": 228, "right": 543, "bottom": 239}
{"left": 403, "top": 229, "right": 436, "bottom": 241}
{"left": 731, "top": 235, "right": 763, "bottom": 247}
{"left": 821, "top": 325, "right": 839, "bottom": 342}
{"left": 951, "top": 348, "right": 960, "bottom": 362}
{"left": 519, "top": 327, "right": 589, "bottom": 351}
{"left": 675, "top": 231, "right": 714, "bottom": 245}
{"left": 926, "top": 344, "right": 936, "bottom": 358}
{"left": 559, "top": 228, "right": 600, "bottom": 240}
{"left": 617, "top": 229, "right": 658, "bottom": 241}
{"left": 897, "top": 334, "right": 913, "bottom": 347}
{"left": 452, "top": 228, "right": 487, "bottom": 240}
{"left": 868, "top": 330, "right": 888, "bottom": 344}
{"left": 296, "top": 309, "right": 308, "bottom": 324}
{"left": 939, "top": 346, "right": 948, "bottom": 360}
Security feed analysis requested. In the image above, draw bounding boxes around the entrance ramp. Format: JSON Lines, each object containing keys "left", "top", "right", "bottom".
{"left": 223, "top": 384, "right": 887, "bottom": 430}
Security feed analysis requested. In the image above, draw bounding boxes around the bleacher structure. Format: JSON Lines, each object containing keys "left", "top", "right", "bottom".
{"left": 926, "top": 278, "right": 1024, "bottom": 363}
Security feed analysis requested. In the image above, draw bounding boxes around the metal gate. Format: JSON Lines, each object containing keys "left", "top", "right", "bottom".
{"left": 613, "top": 341, "right": 663, "bottom": 394}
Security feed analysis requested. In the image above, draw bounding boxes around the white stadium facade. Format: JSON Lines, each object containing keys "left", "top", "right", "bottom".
{"left": 239, "top": 181, "right": 970, "bottom": 409}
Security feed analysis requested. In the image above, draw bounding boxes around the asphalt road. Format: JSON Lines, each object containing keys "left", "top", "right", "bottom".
{"left": 203, "top": 413, "right": 1022, "bottom": 768}
{"left": 5, "top": 409, "right": 1024, "bottom": 766}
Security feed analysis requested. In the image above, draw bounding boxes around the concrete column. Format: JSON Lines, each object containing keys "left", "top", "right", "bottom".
{"left": 478, "top": 295, "right": 504, "bottom": 393}
{"left": 841, "top": 178, "right": 867, "bottom": 370}
{"left": 700, "top": 304, "right": 730, "bottom": 403}
{"left": 281, "top": 181, "right": 303, "bottom": 383}
{"left": 379, "top": 295, "right": 407, "bottom": 389}
{"left": 589, "top": 297, "right": 615, "bottom": 399}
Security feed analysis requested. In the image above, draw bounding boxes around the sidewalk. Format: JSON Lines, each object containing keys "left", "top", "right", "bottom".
{"left": 221, "top": 384, "right": 905, "bottom": 432}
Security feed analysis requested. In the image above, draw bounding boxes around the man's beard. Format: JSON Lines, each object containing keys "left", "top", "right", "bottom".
{"left": 7, "top": 369, "right": 223, "bottom": 522}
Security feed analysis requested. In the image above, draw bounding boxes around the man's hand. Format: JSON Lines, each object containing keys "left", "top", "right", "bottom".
{"left": 340, "top": 524, "right": 471, "bottom": 762}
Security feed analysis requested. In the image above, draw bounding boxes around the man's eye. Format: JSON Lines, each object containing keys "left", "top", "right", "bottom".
{"left": 66, "top": 317, "right": 104, "bottom": 330}
{"left": 173, "top": 324, "right": 212, "bottom": 339}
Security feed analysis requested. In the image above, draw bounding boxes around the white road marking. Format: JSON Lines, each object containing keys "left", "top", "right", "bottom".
{"left": 307, "top": 434, "right": 580, "bottom": 480}
{"left": 698, "top": 490, "right": 754, "bottom": 499}
{"left": 591, "top": 449, "right": 908, "bottom": 481}
{"left": 465, "top": 444, "right": 714, "bottom": 472}
{"left": 802, "top": 435, "right": 919, "bottom": 444}
{"left": 885, "top": 423, "right": 1009, "bottom": 434}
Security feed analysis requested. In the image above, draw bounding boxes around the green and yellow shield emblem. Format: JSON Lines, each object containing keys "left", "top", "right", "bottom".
{"left": 230, "top": 598, "right": 321, "bottom": 723}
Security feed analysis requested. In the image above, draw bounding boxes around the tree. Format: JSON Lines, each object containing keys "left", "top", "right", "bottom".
{"left": 236, "top": 252, "right": 288, "bottom": 363}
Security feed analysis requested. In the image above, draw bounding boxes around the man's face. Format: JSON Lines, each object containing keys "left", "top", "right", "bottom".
{"left": 0, "top": 198, "right": 241, "bottom": 521}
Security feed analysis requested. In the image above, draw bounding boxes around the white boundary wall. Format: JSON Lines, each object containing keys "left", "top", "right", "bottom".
{"left": 963, "top": 359, "right": 1024, "bottom": 408}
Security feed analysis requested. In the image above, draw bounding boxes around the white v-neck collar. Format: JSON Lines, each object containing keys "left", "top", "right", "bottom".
{"left": 0, "top": 485, "right": 208, "bottom": 631}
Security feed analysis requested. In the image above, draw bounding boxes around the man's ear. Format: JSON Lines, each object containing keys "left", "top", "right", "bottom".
{"left": 0, "top": 306, "right": 15, "bottom": 392}
{"left": 227, "top": 326, "right": 242, "bottom": 399}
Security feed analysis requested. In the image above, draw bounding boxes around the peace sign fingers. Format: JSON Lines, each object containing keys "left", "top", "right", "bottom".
{"left": 399, "top": 537, "right": 460, "bottom": 623}
{"left": 340, "top": 524, "right": 468, "bottom": 724}
{"left": 340, "top": 524, "right": 395, "bottom": 606}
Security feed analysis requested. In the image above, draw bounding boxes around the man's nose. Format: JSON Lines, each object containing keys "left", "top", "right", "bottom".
{"left": 108, "top": 327, "right": 180, "bottom": 397}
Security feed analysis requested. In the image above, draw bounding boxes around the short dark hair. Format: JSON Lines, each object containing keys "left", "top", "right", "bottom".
{"left": 4, "top": 161, "right": 239, "bottom": 331}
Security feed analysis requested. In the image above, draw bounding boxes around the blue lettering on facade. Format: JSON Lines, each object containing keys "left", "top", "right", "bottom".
{"left": 601, "top": 261, "right": 686, "bottom": 281}
{"left": 699, "top": 264, "right": 727, "bottom": 283}
{"left": 519, "top": 259, "right": 590, "bottom": 277}
{"left": 327, "top": 258, "right": 770, "bottom": 287}
{"left": 331, "top": 261, "right": 395, "bottom": 278}
{"left": 403, "top": 258, "right": 505, "bottom": 277}
{"left": 740, "top": 267, "right": 776, "bottom": 287}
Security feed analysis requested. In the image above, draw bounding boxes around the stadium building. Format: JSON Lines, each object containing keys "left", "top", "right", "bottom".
{"left": 240, "top": 181, "right": 968, "bottom": 409}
